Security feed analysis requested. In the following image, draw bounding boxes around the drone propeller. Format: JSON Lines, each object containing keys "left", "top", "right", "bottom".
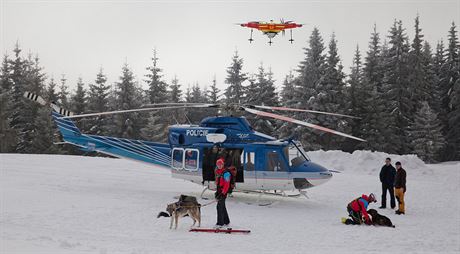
{"left": 242, "top": 107, "right": 366, "bottom": 142}
{"left": 249, "top": 105, "right": 360, "bottom": 119}
{"left": 61, "top": 104, "right": 217, "bottom": 119}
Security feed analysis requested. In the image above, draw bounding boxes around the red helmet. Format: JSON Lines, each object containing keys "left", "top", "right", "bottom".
{"left": 216, "top": 158, "right": 225, "bottom": 167}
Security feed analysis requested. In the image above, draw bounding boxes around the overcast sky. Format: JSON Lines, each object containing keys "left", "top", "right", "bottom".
{"left": 1, "top": 0, "right": 459, "bottom": 94}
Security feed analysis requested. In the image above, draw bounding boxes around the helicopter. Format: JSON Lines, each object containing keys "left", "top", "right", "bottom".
{"left": 24, "top": 92, "right": 365, "bottom": 198}
{"left": 238, "top": 19, "right": 303, "bottom": 45}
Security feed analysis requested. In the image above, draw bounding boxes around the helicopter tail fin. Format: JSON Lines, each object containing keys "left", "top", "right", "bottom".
{"left": 51, "top": 110, "right": 81, "bottom": 138}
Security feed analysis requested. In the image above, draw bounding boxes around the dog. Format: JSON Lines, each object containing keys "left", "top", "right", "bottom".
{"left": 157, "top": 195, "right": 201, "bottom": 229}
{"left": 367, "top": 209, "right": 395, "bottom": 228}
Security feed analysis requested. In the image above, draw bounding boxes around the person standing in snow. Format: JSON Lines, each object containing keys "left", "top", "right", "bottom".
{"left": 344, "top": 193, "right": 377, "bottom": 225}
{"left": 379, "top": 158, "right": 396, "bottom": 209}
{"left": 394, "top": 161, "right": 407, "bottom": 215}
{"left": 214, "top": 157, "right": 232, "bottom": 227}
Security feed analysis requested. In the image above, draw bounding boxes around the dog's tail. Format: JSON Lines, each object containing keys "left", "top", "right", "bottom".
{"left": 157, "top": 211, "right": 170, "bottom": 218}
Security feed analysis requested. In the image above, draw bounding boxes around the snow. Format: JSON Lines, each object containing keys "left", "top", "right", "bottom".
{"left": 1, "top": 152, "right": 459, "bottom": 254}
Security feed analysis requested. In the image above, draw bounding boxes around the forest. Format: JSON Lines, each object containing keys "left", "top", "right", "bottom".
{"left": 1, "top": 16, "right": 459, "bottom": 162}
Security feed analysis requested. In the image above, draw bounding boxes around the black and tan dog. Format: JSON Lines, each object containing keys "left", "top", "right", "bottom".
{"left": 368, "top": 209, "right": 396, "bottom": 228}
{"left": 157, "top": 195, "right": 201, "bottom": 229}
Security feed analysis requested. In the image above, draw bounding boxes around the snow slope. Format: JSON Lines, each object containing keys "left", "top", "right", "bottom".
{"left": 1, "top": 152, "right": 459, "bottom": 254}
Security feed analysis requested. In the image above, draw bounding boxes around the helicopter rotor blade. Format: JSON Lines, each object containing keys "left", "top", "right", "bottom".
{"left": 61, "top": 104, "right": 218, "bottom": 119}
{"left": 249, "top": 105, "right": 361, "bottom": 119}
{"left": 243, "top": 107, "right": 366, "bottom": 142}
{"left": 141, "top": 102, "right": 213, "bottom": 107}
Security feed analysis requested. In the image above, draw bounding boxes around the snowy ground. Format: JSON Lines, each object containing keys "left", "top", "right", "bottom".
{"left": 1, "top": 152, "right": 459, "bottom": 254}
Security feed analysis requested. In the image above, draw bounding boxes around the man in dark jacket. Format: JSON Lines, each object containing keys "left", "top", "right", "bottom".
{"left": 394, "top": 161, "right": 407, "bottom": 215}
{"left": 379, "top": 158, "right": 396, "bottom": 209}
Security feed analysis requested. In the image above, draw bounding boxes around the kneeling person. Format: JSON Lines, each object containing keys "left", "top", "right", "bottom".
{"left": 344, "top": 193, "right": 376, "bottom": 225}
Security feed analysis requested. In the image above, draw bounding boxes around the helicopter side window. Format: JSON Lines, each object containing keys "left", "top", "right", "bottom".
{"left": 184, "top": 149, "right": 199, "bottom": 171}
{"left": 244, "top": 151, "right": 255, "bottom": 171}
{"left": 172, "top": 148, "right": 184, "bottom": 170}
{"left": 267, "top": 151, "right": 287, "bottom": 172}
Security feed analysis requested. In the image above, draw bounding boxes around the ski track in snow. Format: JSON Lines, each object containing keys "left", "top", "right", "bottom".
{"left": 1, "top": 153, "right": 459, "bottom": 254}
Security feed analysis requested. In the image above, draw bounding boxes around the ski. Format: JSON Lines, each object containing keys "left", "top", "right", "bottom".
{"left": 190, "top": 228, "right": 251, "bottom": 234}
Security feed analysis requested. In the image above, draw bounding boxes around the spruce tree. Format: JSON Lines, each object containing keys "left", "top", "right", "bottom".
{"left": 362, "top": 24, "right": 390, "bottom": 152}
{"left": 207, "top": 76, "right": 220, "bottom": 104}
{"left": 381, "top": 20, "right": 412, "bottom": 154}
{"left": 71, "top": 78, "right": 87, "bottom": 131}
{"left": 169, "top": 75, "right": 182, "bottom": 103}
{"left": 410, "top": 101, "right": 446, "bottom": 162}
{"left": 447, "top": 77, "right": 460, "bottom": 160}
{"left": 278, "top": 71, "right": 298, "bottom": 139}
{"left": 87, "top": 68, "right": 111, "bottom": 135}
{"left": 308, "top": 33, "right": 348, "bottom": 150}
{"left": 58, "top": 75, "right": 70, "bottom": 109}
{"left": 115, "top": 63, "right": 143, "bottom": 139}
{"left": 45, "top": 77, "right": 59, "bottom": 102}
{"left": 442, "top": 22, "right": 460, "bottom": 160}
{"left": 0, "top": 54, "right": 16, "bottom": 152}
{"left": 295, "top": 27, "right": 326, "bottom": 150}
{"left": 142, "top": 50, "right": 169, "bottom": 142}
{"left": 225, "top": 50, "right": 247, "bottom": 104}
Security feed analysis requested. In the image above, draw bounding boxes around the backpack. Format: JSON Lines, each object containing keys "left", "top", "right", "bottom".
{"left": 216, "top": 168, "right": 234, "bottom": 194}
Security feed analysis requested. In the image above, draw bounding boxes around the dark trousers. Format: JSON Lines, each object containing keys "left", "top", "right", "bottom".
{"left": 347, "top": 204, "right": 362, "bottom": 224}
{"left": 381, "top": 184, "right": 396, "bottom": 208}
{"left": 216, "top": 198, "right": 230, "bottom": 226}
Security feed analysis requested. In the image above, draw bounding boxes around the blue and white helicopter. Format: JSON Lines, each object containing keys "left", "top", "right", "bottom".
{"left": 25, "top": 92, "right": 365, "bottom": 197}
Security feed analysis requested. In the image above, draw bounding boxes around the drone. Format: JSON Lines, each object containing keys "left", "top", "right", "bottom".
{"left": 238, "top": 19, "right": 303, "bottom": 45}
{"left": 25, "top": 92, "right": 365, "bottom": 199}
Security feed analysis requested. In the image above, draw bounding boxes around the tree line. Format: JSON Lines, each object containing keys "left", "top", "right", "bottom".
{"left": 0, "top": 16, "right": 458, "bottom": 162}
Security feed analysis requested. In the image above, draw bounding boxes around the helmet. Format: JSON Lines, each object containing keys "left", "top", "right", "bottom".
{"left": 368, "top": 193, "right": 377, "bottom": 203}
{"left": 216, "top": 158, "right": 225, "bottom": 167}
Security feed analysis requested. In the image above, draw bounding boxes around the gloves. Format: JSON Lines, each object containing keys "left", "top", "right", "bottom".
{"left": 215, "top": 192, "right": 224, "bottom": 200}
{"left": 364, "top": 216, "right": 372, "bottom": 225}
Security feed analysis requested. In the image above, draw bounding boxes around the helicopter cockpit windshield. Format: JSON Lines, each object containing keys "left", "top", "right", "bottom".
{"left": 285, "top": 141, "right": 310, "bottom": 167}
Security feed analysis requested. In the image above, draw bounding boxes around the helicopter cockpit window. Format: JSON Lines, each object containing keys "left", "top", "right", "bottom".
{"left": 286, "top": 142, "right": 309, "bottom": 167}
{"left": 184, "top": 149, "right": 199, "bottom": 171}
{"left": 172, "top": 148, "right": 184, "bottom": 170}
{"left": 267, "top": 151, "right": 287, "bottom": 172}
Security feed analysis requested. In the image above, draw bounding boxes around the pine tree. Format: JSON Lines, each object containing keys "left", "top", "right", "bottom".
{"left": 381, "top": 20, "right": 412, "bottom": 154}
{"left": 433, "top": 41, "right": 446, "bottom": 117}
{"left": 207, "top": 76, "right": 220, "bottom": 104}
{"left": 146, "top": 49, "right": 168, "bottom": 104}
{"left": 72, "top": 78, "right": 86, "bottom": 115}
{"left": 442, "top": 22, "right": 460, "bottom": 160}
{"left": 142, "top": 50, "right": 169, "bottom": 142}
{"left": 308, "top": 33, "right": 348, "bottom": 150}
{"left": 410, "top": 101, "right": 446, "bottom": 162}
{"left": 0, "top": 54, "right": 16, "bottom": 152}
{"left": 347, "top": 45, "right": 367, "bottom": 150}
{"left": 225, "top": 50, "right": 247, "bottom": 104}
{"left": 87, "top": 68, "right": 111, "bottom": 135}
{"left": 115, "top": 63, "right": 143, "bottom": 139}
{"left": 408, "top": 15, "right": 432, "bottom": 111}
{"left": 45, "top": 77, "right": 58, "bottom": 102}
{"left": 278, "top": 71, "right": 298, "bottom": 139}
{"left": 248, "top": 64, "right": 279, "bottom": 135}
{"left": 58, "top": 74, "right": 70, "bottom": 109}
{"left": 362, "top": 24, "right": 390, "bottom": 152}
{"left": 71, "top": 78, "right": 87, "bottom": 131}
{"left": 9, "top": 45, "right": 46, "bottom": 153}
{"left": 447, "top": 77, "right": 460, "bottom": 159}
{"left": 169, "top": 75, "right": 182, "bottom": 103}
{"left": 295, "top": 27, "right": 327, "bottom": 150}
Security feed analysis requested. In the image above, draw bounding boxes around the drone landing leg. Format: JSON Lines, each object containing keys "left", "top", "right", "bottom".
{"left": 249, "top": 29, "right": 254, "bottom": 43}
{"left": 289, "top": 29, "right": 294, "bottom": 43}
{"left": 268, "top": 38, "right": 273, "bottom": 46}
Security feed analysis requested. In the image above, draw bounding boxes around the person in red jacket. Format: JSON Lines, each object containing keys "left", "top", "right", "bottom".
{"left": 214, "top": 157, "right": 232, "bottom": 227}
{"left": 344, "top": 193, "right": 377, "bottom": 225}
